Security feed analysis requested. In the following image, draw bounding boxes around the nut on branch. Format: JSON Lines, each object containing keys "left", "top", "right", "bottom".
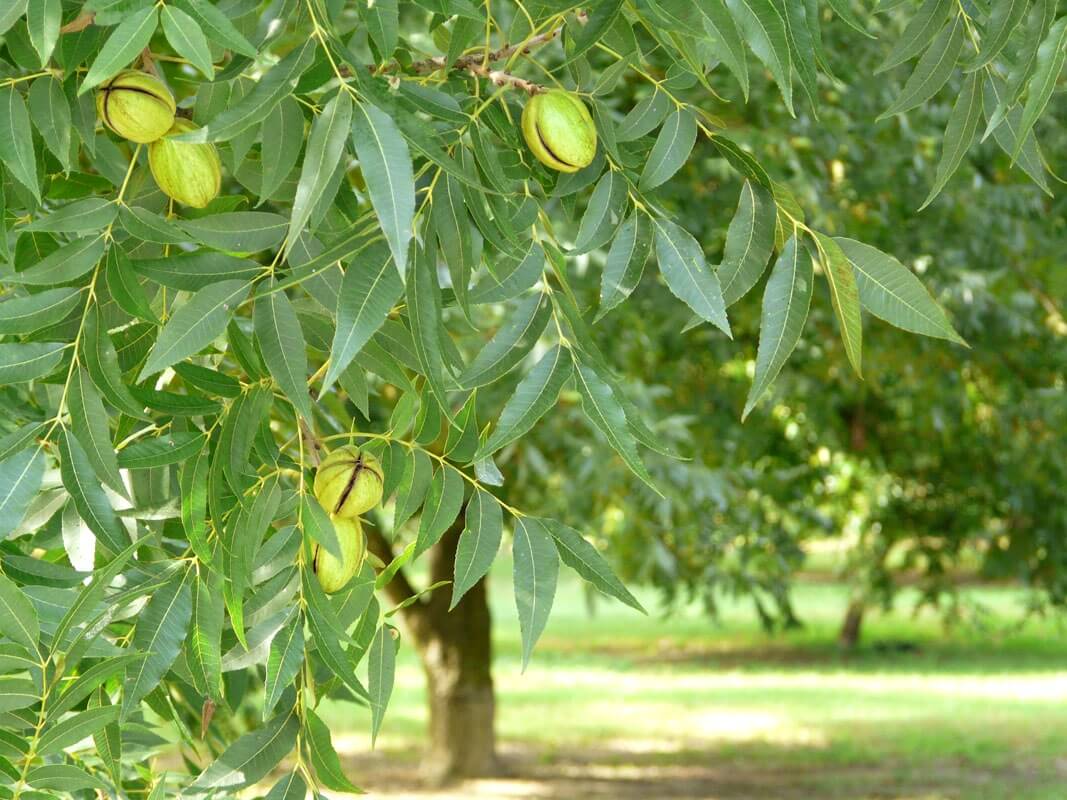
{"left": 521, "top": 89, "right": 597, "bottom": 173}
{"left": 148, "top": 119, "right": 222, "bottom": 208}
{"left": 96, "top": 70, "right": 176, "bottom": 144}
{"left": 313, "top": 445, "right": 385, "bottom": 518}
{"left": 313, "top": 516, "right": 367, "bottom": 593}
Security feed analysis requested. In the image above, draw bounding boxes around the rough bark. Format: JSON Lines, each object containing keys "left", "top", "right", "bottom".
{"left": 367, "top": 516, "right": 500, "bottom": 784}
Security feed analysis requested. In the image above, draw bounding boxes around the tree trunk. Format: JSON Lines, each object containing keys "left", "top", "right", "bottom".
{"left": 367, "top": 516, "right": 501, "bottom": 784}
{"left": 839, "top": 598, "right": 865, "bottom": 650}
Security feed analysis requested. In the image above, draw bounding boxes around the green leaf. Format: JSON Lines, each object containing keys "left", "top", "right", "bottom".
{"left": 573, "top": 363, "right": 659, "bottom": 493}
{"left": 543, "top": 519, "right": 645, "bottom": 613}
{"left": 368, "top": 623, "right": 396, "bottom": 746}
{"left": 432, "top": 175, "right": 475, "bottom": 318}
{"left": 696, "top": 1, "right": 751, "bottom": 97}
{"left": 0, "top": 1, "right": 26, "bottom": 37}
{"left": 133, "top": 251, "right": 261, "bottom": 291}
{"left": 120, "top": 205, "right": 190, "bottom": 245}
{"left": 287, "top": 90, "right": 352, "bottom": 252}
{"left": 0, "top": 447, "right": 44, "bottom": 539}
{"left": 69, "top": 366, "right": 127, "bottom": 499}
{"left": 305, "top": 708, "right": 361, "bottom": 791}
{"left": 37, "top": 706, "right": 120, "bottom": 756}
{"left": 80, "top": 7, "right": 159, "bottom": 94}
{"left": 60, "top": 429, "right": 130, "bottom": 554}
{"left": 178, "top": 41, "right": 314, "bottom": 142}
{"left": 50, "top": 654, "right": 144, "bottom": 718}
{"left": 653, "top": 217, "right": 731, "bottom": 336}
{"left": 813, "top": 232, "right": 862, "bottom": 377}
{"left": 255, "top": 282, "right": 313, "bottom": 421}
{"left": 263, "top": 772, "right": 306, "bottom": 800}
{"left": 725, "top": 0, "right": 794, "bottom": 115}
{"left": 263, "top": 612, "right": 303, "bottom": 719}
{"left": 180, "top": 212, "right": 288, "bottom": 253}
{"left": 512, "top": 517, "right": 559, "bottom": 670}
{"left": 982, "top": 75, "right": 1051, "bottom": 193}
{"left": 161, "top": 6, "right": 214, "bottom": 78}
{"left": 460, "top": 292, "right": 550, "bottom": 388}
{"left": 772, "top": 0, "right": 819, "bottom": 109}
{"left": 616, "top": 89, "right": 671, "bottom": 142}
{"left": 323, "top": 242, "right": 402, "bottom": 391}
{"left": 105, "top": 246, "right": 157, "bottom": 323}
{"left": 180, "top": 443, "right": 212, "bottom": 563}
{"left": 3, "top": 235, "right": 105, "bottom": 285}
{"left": 835, "top": 238, "right": 966, "bottom": 344}
{"left": 0, "top": 573, "right": 39, "bottom": 653}
{"left": 407, "top": 244, "right": 451, "bottom": 412}
{"left": 0, "top": 86, "right": 40, "bottom": 201}
{"left": 393, "top": 449, "right": 433, "bottom": 530}
{"left": 824, "top": 0, "right": 873, "bottom": 37}
{"left": 52, "top": 535, "right": 143, "bottom": 650}
{"left": 0, "top": 341, "right": 64, "bottom": 384}
{"left": 301, "top": 494, "right": 342, "bottom": 561}
{"left": 174, "top": 0, "right": 257, "bottom": 58}
{"left": 117, "top": 432, "right": 206, "bottom": 469}
{"left": 301, "top": 568, "right": 367, "bottom": 699}
{"left": 876, "top": 0, "right": 951, "bottom": 73}
{"left": 478, "top": 345, "right": 573, "bottom": 458}
{"left": 259, "top": 97, "right": 305, "bottom": 204}
{"left": 27, "top": 764, "right": 108, "bottom": 793}
{"left": 744, "top": 235, "right": 814, "bottom": 418}
{"left": 0, "top": 677, "right": 38, "bottom": 712}
{"left": 1014, "top": 17, "right": 1067, "bottom": 159}
{"left": 572, "top": 170, "right": 626, "bottom": 256}
{"left": 878, "top": 16, "right": 964, "bottom": 120}
{"left": 965, "top": 0, "right": 1028, "bottom": 71}
{"left": 639, "top": 108, "right": 698, "bottom": 190}
{"left": 920, "top": 71, "right": 983, "bottom": 209}
{"left": 451, "top": 489, "right": 502, "bottom": 609}
{"left": 83, "top": 305, "right": 148, "bottom": 420}
{"left": 350, "top": 100, "right": 415, "bottom": 274}
{"left": 189, "top": 707, "right": 299, "bottom": 792}
{"left": 413, "top": 466, "right": 465, "bottom": 557}
{"left": 598, "top": 211, "right": 652, "bottom": 320}
{"left": 471, "top": 240, "right": 545, "bottom": 304}
{"left": 122, "top": 566, "right": 193, "bottom": 715}
{"left": 140, "top": 280, "right": 251, "bottom": 379}
{"left": 186, "top": 571, "right": 224, "bottom": 700}
{"left": 27, "top": 77, "right": 71, "bottom": 171}
{"left": 718, "top": 180, "right": 776, "bottom": 306}
{"left": 0, "top": 287, "right": 80, "bottom": 334}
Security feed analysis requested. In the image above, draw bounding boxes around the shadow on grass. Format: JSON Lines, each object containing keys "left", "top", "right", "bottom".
{"left": 340, "top": 739, "right": 1067, "bottom": 800}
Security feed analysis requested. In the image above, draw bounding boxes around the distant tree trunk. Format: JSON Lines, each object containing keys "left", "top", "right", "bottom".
{"left": 367, "top": 514, "right": 501, "bottom": 785}
{"left": 839, "top": 598, "right": 865, "bottom": 650}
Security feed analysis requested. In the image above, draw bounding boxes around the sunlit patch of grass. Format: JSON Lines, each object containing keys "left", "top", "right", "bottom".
{"left": 320, "top": 565, "right": 1067, "bottom": 800}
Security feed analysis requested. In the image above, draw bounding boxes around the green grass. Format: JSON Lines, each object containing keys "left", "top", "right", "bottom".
{"left": 322, "top": 563, "right": 1067, "bottom": 799}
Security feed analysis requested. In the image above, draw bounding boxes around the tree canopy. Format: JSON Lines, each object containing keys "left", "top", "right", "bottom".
{"left": 0, "top": 0, "right": 1063, "bottom": 794}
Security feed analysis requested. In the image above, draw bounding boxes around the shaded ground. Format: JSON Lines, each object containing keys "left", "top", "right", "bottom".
{"left": 315, "top": 572, "right": 1067, "bottom": 800}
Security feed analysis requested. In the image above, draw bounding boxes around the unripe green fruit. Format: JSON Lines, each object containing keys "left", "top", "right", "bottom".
{"left": 521, "top": 89, "right": 597, "bottom": 173}
{"left": 313, "top": 516, "right": 366, "bottom": 594}
{"left": 313, "top": 445, "right": 384, "bottom": 518}
{"left": 96, "top": 70, "right": 177, "bottom": 144}
{"left": 148, "top": 119, "right": 222, "bottom": 208}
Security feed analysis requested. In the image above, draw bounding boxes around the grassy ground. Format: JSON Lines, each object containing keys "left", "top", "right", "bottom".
{"left": 320, "top": 564, "right": 1067, "bottom": 800}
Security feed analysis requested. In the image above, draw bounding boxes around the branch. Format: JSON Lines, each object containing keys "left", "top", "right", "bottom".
{"left": 374, "top": 25, "right": 564, "bottom": 94}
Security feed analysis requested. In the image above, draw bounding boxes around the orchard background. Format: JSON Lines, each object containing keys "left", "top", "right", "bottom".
{"left": 0, "top": 1, "right": 1064, "bottom": 799}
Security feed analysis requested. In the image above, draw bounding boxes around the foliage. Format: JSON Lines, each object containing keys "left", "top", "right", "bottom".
{"left": 0, "top": 0, "right": 1060, "bottom": 794}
